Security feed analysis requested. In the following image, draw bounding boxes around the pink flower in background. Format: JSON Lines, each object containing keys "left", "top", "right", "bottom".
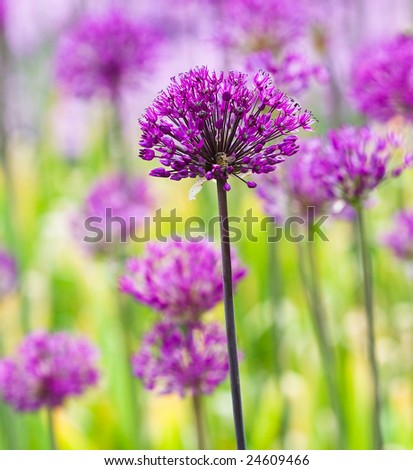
{"left": 383, "top": 210, "right": 413, "bottom": 261}
{"left": 0, "top": 248, "right": 17, "bottom": 299}
{"left": 218, "top": 0, "right": 311, "bottom": 54}
{"left": 74, "top": 173, "right": 153, "bottom": 253}
{"left": 120, "top": 239, "right": 246, "bottom": 323}
{"left": 132, "top": 322, "right": 229, "bottom": 396}
{"left": 56, "top": 9, "right": 163, "bottom": 99}
{"left": 0, "top": 331, "right": 99, "bottom": 412}
{"left": 256, "top": 138, "right": 335, "bottom": 222}
{"left": 318, "top": 126, "right": 411, "bottom": 206}
{"left": 351, "top": 34, "right": 413, "bottom": 121}
{"left": 245, "top": 51, "right": 328, "bottom": 96}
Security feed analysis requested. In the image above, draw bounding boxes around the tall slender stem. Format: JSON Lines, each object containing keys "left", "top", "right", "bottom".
{"left": 47, "top": 408, "right": 57, "bottom": 450}
{"left": 192, "top": 394, "right": 207, "bottom": 450}
{"left": 355, "top": 206, "right": 383, "bottom": 449}
{"left": 216, "top": 180, "right": 246, "bottom": 450}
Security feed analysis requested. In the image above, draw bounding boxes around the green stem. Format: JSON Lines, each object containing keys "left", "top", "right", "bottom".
{"left": 298, "top": 235, "right": 347, "bottom": 449}
{"left": 192, "top": 394, "right": 207, "bottom": 450}
{"left": 355, "top": 206, "right": 383, "bottom": 449}
{"left": 47, "top": 408, "right": 57, "bottom": 450}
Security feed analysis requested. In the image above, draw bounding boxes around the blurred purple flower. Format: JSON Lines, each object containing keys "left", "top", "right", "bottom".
{"left": 73, "top": 173, "right": 152, "bottom": 253}
{"left": 55, "top": 9, "right": 162, "bottom": 100}
{"left": 0, "top": 331, "right": 99, "bottom": 412}
{"left": 351, "top": 34, "right": 413, "bottom": 122}
{"left": 218, "top": 0, "right": 310, "bottom": 54}
{"left": 245, "top": 50, "right": 328, "bottom": 97}
{"left": 319, "top": 126, "right": 411, "bottom": 206}
{"left": 383, "top": 210, "right": 413, "bottom": 261}
{"left": 257, "top": 138, "right": 335, "bottom": 222}
{"left": 119, "top": 239, "right": 246, "bottom": 322}
{"left": 132, "top": 322, "right": 229, "bottom": 396}
{"left": 139, "top": 67, "right": 314, "bottom": 191}
{"left": 0, "top": 248, "right": 17, "bottom": 299}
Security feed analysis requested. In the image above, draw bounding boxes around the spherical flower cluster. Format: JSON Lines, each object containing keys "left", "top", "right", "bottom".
{"left": 257, "top": 138, "right": 334, "bottom": 222}
{"left": 383, "top": 210, "right": 413, "bottom": 261}
{"left": 0, "top": 331, "right": 99, "bottom": 412}
{"left": 119, "top": 239, "right": 246, "bottom": 322}
{"left": 0, "top": 248, "right": 17, "bottom": 299}
{"left": 132, "top": 322, "right": 229, "bottom": 396}
{"left": 351, "top": 34, "right": 413, "bottom": 122}
{"left": 318, "top": 126, "right": 411, "bottom": 206}
{"left": 219, "top": 0, "right": 310, "bottom": 54}
{"left": 74, "top": 173, "right": 152, "bottom": 253}
{"left": 139, "top": 67, "right": 314, "bottom": 191}
{"left": 56, "top": 9, "right": 162, "bottom": 99}
{"left": 245, "top": 51, "right": 328, "bottom": 96}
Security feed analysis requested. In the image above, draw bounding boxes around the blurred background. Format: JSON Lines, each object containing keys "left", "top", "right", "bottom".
{"left": 1, "top": 0, "right": 413, "bottom": 450}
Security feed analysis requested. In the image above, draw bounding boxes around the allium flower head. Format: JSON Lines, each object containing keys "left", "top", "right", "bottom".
{"left": 139, "top": 67, "right": 314, "bottom": 191}
{"left": 318, "top": 126, "right": 411, "bottom": 206}
{"left": 257, "top": 138, "right": 334, "bottom": 221}
{"left": 56, "top": 9, "right": 162, "bottom": 99}
{"left": 383, "top": 210, "right": 413, "bottom": 261}
{"left": 132, "top": 322, "right": 229, "bottom": 396}
{"left": 0, "top": 249, "right": 17, "bottom": 299}
{"left": 0, "top": 331, "right": 99, "bottom": 412}
{"left": 74, "top": 173, "right": 152, "bottom": 253}
{"left": 351, "top": 34, "right": 413, "bottom": 122}
{"left": 119, "top": 239, "right": 246, "bottom": 322}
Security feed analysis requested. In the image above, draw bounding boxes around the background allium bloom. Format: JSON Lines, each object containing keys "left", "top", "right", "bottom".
{"left": 132, "top": 322, "right": 229, "bottom": 396}
{"left": 257, "top": 138, "right": 334, "bottom": 221}
{"left": 383, "top": 210, "right": 413, "bottom": 260}
{"left": 74, "top": 173, "right": 152, "bottom": 252}
{"left": 245, "top": 51, "right": 328, "bottom": 96}
{"left": 219, "top": 0, "right": 310, "bottom": 53}
{"left": 0, "top": 249, "right": 17, "bottom": 299}
{"left": 119, "top": 239, "right": 246, "bottom": 322}
{"left": 56, "top": 9, "right": 162, "bottom": 99}
{"left": 139, "top": 67, "right": 314, "bottom": 191}
{"left": 0, "top": 331, "right": 99, "bottom": 411}
{"left": 351, "top": 34, "right": 413, "bottom": 121}
{"left": 318, "top": 126, "right": 411, "bottom": 206}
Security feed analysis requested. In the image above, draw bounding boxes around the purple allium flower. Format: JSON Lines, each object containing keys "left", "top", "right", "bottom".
{"left": 0, "top": 331, "right": 99, "bottom": 412}
{"left": 245, "top": 51, "right": 328, "bottom": 96}
{"left": 56, "top": 9, "right": 162, "bottom": 99}
{"left": 318, "top": 126, "right": 411, "bottom": 206}
{"left": 119, "top": 239, "right": 246, "bottom": 322}
{"left": 139, "top": 67, "right": 314, "bottom": 191}
{"left": 74, "top": 173, "right": 152, "bottom": 253}
{"left": 219, "top": 0, "right": 310, "bottom": 54}
{"left": 257, "top": 138, "right": 334, "bottom": 221}
{"left": 0, "top": 248, "right": 17, "bottom": 299}
{"left": 383, "top": 210, "right": 413, "bottom": 261}
{"left": 351, "top": 34, "right": 413, "bottom": 122}
{"left": 132, "top": 322, "right": 229, "bottom": 396}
